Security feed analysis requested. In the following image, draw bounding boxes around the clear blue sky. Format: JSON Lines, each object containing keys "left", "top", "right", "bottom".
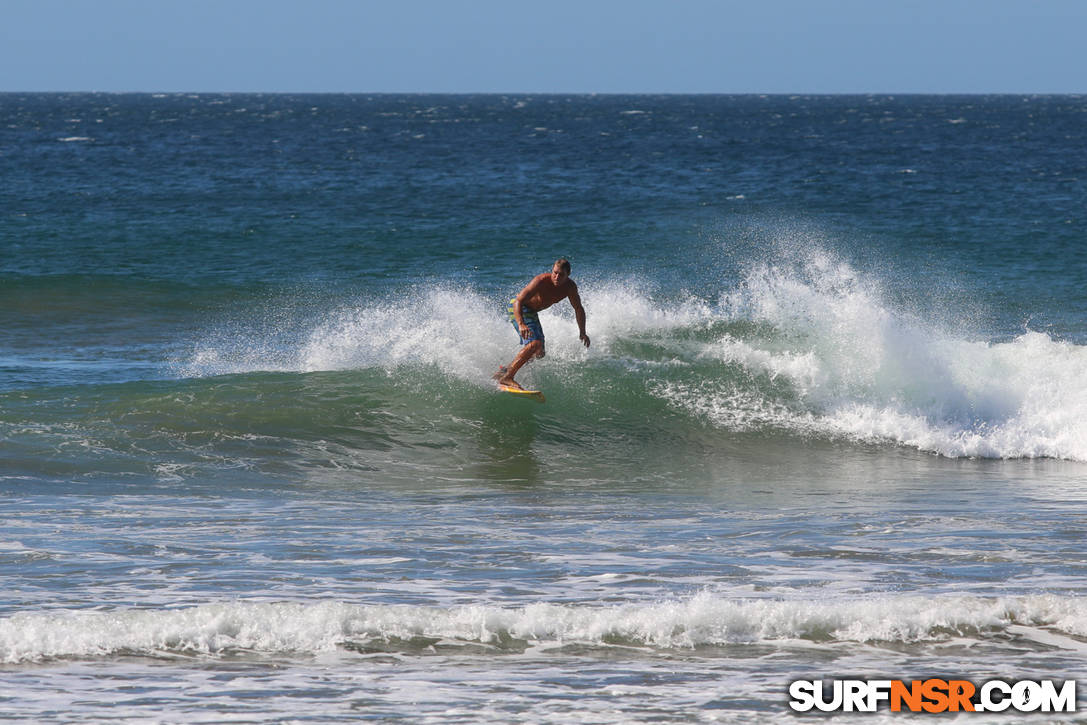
{"left": 2, "top": 0, "right": 1084, "bottom": 93}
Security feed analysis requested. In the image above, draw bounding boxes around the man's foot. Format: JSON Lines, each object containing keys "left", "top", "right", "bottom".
{"left": 496, "top": 375, "right": 523, "bottom": 390}
{"left": 491, "top": 366, "right": 508, "bottom": 381}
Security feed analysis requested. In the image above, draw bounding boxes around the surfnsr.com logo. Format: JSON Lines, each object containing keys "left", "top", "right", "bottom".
{"left": 788, "top": 679, "right": 1077, "bottom": 713}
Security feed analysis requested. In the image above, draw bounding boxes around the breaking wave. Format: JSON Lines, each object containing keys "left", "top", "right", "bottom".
{"left": 164, "top": 245, "right": 1087, "bottom": 461}
{"left": 4, "top": 593, "right": 1086, "bottom": 663}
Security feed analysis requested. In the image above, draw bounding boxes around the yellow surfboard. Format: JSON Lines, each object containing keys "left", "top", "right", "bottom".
{"left": 497, "top": 384, "right": 546, "bottom": 403}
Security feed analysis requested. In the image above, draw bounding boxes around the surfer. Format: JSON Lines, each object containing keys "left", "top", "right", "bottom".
{"left": 495, "top": 258, "right": 590, "bottom": 390}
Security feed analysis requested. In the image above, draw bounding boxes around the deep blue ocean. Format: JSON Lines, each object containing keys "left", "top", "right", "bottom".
{"left": 3, "top": 93, "right": 1087, "bottom": 722}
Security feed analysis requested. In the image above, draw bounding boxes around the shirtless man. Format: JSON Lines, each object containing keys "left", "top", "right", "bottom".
{"left": 495, "top": 258, "right": 590, "bottom": 390}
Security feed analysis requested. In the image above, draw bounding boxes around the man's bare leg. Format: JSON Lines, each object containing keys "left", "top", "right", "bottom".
{"left": 497, "top": 340, "right": 543, "bottom": 389}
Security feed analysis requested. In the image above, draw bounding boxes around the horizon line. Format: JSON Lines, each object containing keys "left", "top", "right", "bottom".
{"left": 2, "top": 89, "right": 1085, "bottom": 97}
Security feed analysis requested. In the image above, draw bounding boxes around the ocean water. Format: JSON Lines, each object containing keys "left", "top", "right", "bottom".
{"left": 2, "top": 93, "right": 1087, "bottom": 722}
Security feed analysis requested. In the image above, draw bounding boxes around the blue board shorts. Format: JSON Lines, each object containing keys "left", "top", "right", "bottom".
{"left": 508, "top": 298, "right": 544, "bottom": 345}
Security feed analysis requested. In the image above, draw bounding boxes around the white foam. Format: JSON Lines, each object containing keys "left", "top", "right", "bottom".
{"left": 175, "top": 281, "right": 701, "bottom": 385}
{"left": 176, "top": 286, "right": 513, "bottom": 385}
{"left": 4, "top": 593, "right": 1085, "bottom": 663}
{"left": 578, "top": 281, "right": 714, "bottom": 345}
{"left": 662, "top": 248, "right": 1087, "bottom": 460}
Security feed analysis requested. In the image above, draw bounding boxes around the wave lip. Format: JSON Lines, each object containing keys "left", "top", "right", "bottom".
{"left": 4, "top": 593, "right": 1086, "bottom": 663}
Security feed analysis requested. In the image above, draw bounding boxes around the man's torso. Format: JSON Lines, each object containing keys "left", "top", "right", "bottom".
{"left": 522, "top": 273, "right": 573, "bottom": 311}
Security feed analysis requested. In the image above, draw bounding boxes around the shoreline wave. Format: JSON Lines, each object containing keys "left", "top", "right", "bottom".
{"left": 4, "top": 592, "right": 1085, "bottom": 664}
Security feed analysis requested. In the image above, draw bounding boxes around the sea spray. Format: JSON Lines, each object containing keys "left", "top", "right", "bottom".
{"left": 667, "top": 246, "right": 1087, "bottom": 459}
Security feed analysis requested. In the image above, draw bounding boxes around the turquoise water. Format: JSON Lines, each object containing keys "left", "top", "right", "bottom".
{"left": 3, "top": 94, "right": 1087, "bottom": 721}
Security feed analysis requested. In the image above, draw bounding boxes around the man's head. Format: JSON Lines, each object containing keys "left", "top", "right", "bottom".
{"left": 551, "top": 258, "right": 571, "bottom": 284}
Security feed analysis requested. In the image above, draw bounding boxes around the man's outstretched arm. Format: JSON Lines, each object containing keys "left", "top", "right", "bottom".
{"left": 569, "top": 288, "right": 590, "bottom": 348}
